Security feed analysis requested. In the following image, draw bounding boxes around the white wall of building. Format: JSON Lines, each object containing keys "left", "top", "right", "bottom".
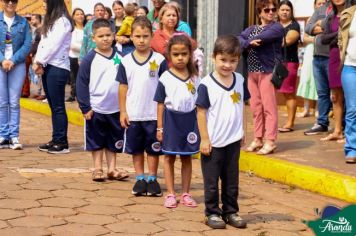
{"left": 290, "top": 0, "right": 315, "bottom": 17}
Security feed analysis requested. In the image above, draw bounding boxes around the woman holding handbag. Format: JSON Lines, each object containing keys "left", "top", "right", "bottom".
{"left": 277, "top": 0, "right": 301, "bottom": 132}
{"left": 238, "top": 0, "right": 284, "bottom": 155}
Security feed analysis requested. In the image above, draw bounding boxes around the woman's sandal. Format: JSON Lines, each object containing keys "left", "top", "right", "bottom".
{"left": 107, "top": 169, "right": 129, "bottom": 181}
{"left": 257, "top": 143, "right": 277, "bottom": 155}
{"left": 92, "top": 169, "right": 105, "bottom": 182}
{"left": 245, "top": 141, "right": 263, "bottom": 152}
{"left": 320, "top": 133, "right": 344, "bottom": 141}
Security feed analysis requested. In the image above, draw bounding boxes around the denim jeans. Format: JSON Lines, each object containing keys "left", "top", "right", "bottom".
{"left": 0, "top": 63, "right": 26, "bottom": 139}
{"left": 341, "top": 65, "right": 356, "bottom": 158}
{"left": 42, "top": 65, "right": 69, "bottom": 143}
{"left": 313, "top": 56, "right": 331, "bottom": 127}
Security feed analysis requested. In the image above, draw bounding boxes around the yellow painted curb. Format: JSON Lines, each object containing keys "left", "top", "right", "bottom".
{"left": 21, "top": 98, "right": 356, "bottom": 202}
{"left": 20, "top": 98, "right": 84, "bottom": 126}
{"left": 194, "top": 152, "right": 356, "bottom": 203}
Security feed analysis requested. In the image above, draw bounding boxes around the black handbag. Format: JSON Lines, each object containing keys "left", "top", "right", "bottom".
{"left": 271, "top": 37, "right": 288, "bottom": 89}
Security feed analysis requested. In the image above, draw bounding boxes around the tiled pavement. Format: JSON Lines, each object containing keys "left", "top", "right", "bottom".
{"left": 0, "top": 109, "right": 348, "bottom": 236}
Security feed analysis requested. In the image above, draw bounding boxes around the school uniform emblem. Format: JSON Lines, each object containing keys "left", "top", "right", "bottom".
{"left": 231, "top": 90, "right": 241, "bottom": 104}
{"left": 113, "top": 55, "right": 121, "bottom": 65}
{"left": 187, "top": 132, "right": 198, "bottom": 144}
{"left": 149, "top": 60, "right": 159, "bottom": 77}
{"left": 151, "top": 141, "right": 161, "bottom": 152}
{"left": 115, "top": 140, "right": 124, "bottom": 149}
{"left": 186, "top": 81, "right": 196, "bottom": 95}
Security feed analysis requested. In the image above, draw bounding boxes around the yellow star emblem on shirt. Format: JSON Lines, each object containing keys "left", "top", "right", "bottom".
{"left": 149, "top": 60, "right": 159, "bottom": 71}
{"left": 231, "top": 90, "right": 241, "bottom": 104}
{"left": 113, "top": 55, "right": 121, "bottom": 65}
{"left": 186, "top": 80, "right": 196, "bottom": 94}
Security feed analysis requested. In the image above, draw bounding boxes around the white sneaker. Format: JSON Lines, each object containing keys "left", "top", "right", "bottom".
{"left": 10, "top": 137, "right": 23, "bottom": 150}
{"left": 0, "top": 137, "right": 9, "bottom": 149}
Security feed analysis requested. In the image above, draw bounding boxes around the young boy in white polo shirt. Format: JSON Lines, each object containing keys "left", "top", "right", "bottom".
{"left": 117, "top": 17, "right": 168, "bottom": 196}
{"left": 196, "top": 35, "right": 249, "bottom": 230}
{"left": 76, "top": 19, "right": 127, "bottom": 182}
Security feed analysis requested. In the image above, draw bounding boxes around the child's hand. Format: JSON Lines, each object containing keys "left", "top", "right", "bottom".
{"left": 241, "top": 135, "right": 246, "bottom": 147}
{"left": 120, "top": 112, "right": 130, "bottom": 128}
{"left": 84, "top": 110, "right": 94, "bottom": 120}
{"left": 156, "top": 130, "right": 163, "bottom": 142}
{"left": 200, "top": 138, "right": 212, "bottom": 156}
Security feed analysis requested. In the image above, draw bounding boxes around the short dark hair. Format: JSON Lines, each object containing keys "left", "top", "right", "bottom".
{"left": 92, "top": 18, "right": 113, "bottom": 34}
{"left": 105, "top": 7, "right": 113, "bottom": 18}
{"left": 131, "top": 16, "right": 153, "bottom": 34}
{"left": 138, "top": 6, "right": 149, "bottom": 15}
{"left": 112, "top": 0, "right": 123, "bottom": 8}
{"left": 124, "top": 3, "right": 136, "bottom": 16}
{"left": 213, "top": 35, "right": 241, "bottom": 58}
{"left": 256, "top": 0, "right": 278, "bottom": 15}
{"left": 278, "top": 0, "right": 296, "bottom": 22}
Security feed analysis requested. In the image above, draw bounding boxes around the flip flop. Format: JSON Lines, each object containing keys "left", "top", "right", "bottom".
{"left": 92, "top": 169, "right": 105, "bottom": 182}
{"left": 278, "top": 127, "right": 294, "bottom": 133}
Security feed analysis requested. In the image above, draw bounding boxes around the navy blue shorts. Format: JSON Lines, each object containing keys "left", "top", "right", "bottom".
{"left": 124, "top": 121, "right": 162, "bottom": 155}
{"left": 85, "top": 112, "right": 124, "bottom": 152}
{"left": 162, "top": 108, "right": 200, "bottom": 155}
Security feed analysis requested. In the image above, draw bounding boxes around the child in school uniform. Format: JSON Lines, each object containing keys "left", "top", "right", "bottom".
{"left": 196, "top": 35, "right": 249, "bottom": 229}
{"left": 76, "top": 19, "right": 128, "bottom": 182}
{"left": 154, "top": 34, "right": 200, "bottom": 208}
{"left": 117, "top": 17, "right": 168, "bottom": 196}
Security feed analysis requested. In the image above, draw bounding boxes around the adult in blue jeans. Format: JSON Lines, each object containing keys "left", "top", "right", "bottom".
{"left": 339, "top": 3, "right": 356, "bottom": 164}
{"left": 0, "top": 0, "right": 32, "bottom": 150}
{"left": 33, "top": 0, "right": 72, "bottom": 154}
{"left": 304, "top": 1, "right": 332, "bottom": 135}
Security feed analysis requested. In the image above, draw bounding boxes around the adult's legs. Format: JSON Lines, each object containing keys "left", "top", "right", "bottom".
{"left": 341, "top": 65, "right": 356, "bottom": 159}
{"left": 0, "top": 68, "right": 9, "bottom": 139}
{"left": 247, "top": 72, "right": 264, "bottom": 145}
{"left": 313, "top": 56, "right": 331, "bottom": 127}
{"left": 282, "top": 93, "right": 297, "bottom": 129}
{"left": 8, "top": 63, "right": 26, "bottom": 138}
{"left": 69, "top": 57, "right": 79, "bottom": 99}
{"left": 43, "top": 65, "right": 69, "bottom": 143}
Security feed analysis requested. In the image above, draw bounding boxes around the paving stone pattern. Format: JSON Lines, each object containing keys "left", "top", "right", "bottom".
{"left": 0, "top": 109, "right": 348, "bottom": 235}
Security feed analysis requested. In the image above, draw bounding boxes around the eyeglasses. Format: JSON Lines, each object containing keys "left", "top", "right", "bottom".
{"left": 4, "top": 0, "right": 18, "bottom": 4}
{"left": 263, "top": 7, "right": 277, "bottom": 13}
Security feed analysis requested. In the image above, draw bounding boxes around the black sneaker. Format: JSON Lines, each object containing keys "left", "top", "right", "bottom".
{"left": 205, "top": 214, "right": 226, "bottom": 229}
{"left": 0, "top": 137, "right": 9, "bottom": 149}
{"left": 304, "top": 124, "right": 328, "bottom": 136}
{"left": 38, "top": 140, "right": 54, "bottom": 152}
{"left": 223, "top": 213, "right": 247, "bottom": 228}
{"left": 132, "top": 179, "right": 147, "bottom": 196}
{"left": 47, "top": 142, "right": 70, "bottom": 154}
{"left": 65, "top": 97, "right": 76, "bottom": 103}
{"left": 147, "top": 179, "right": 162, "bottom": 197}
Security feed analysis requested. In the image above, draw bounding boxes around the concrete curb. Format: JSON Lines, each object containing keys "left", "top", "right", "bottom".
{"left": 20, "top": 98, "right": 356, "bottom": 203}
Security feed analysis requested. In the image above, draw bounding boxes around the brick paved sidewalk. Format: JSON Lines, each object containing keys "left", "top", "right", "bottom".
{"left": 0, "top": 109, "right": 347, "bottom": 236}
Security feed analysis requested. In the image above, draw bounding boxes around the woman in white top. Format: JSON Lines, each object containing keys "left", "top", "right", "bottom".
{"left": 33, "top": 0, "right": 72, "bottom": 154}
{"left": 66, "top": 8, "right": 85, "bottom": 102}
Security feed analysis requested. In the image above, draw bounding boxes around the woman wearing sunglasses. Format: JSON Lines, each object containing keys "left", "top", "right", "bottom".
{"left": 0, "top": 0, "right": 32, "bottom": 150}
{"left": 238, "top": 0, "right": 284, "bottom": 155}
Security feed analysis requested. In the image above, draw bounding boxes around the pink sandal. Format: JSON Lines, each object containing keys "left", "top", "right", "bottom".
{"left": 181, "top": 193, "right": 197, "bottom": 207}
{"left": 164, "top": 194, "right": 177, "bottom": 208}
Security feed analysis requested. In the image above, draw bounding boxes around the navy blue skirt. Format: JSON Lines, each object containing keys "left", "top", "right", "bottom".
{"left": 162, "top": 108, "right": 200, "bottom": 155}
